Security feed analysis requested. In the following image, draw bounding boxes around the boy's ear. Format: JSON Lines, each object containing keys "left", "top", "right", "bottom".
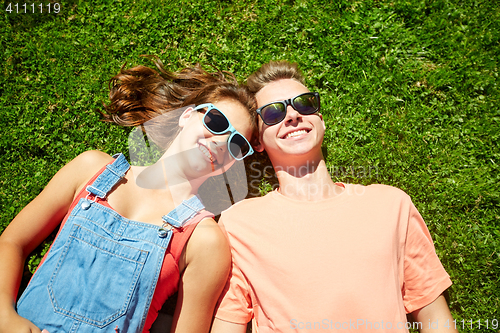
{"left": 178, "top": 106, "right": 195, "bottom": 128}
{"left": 318, "top": 113, "right": 326, "bottom": 130}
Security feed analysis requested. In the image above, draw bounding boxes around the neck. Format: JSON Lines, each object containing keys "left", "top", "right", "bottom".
{"left": 131, "top": 158, "right": 203, "bottom": 207}
{"left": 271, "top": 155, "right": 343, "bottom": 201}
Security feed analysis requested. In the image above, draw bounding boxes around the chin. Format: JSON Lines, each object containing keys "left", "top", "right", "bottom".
{"left": 283, "top": 143, "right": 317, "bottom": 155}
{"left": 208, "top": 167, "right": 225, "bottom": 177}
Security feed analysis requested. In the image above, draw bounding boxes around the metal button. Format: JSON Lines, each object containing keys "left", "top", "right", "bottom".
{"left": 81, "top": 200, "right": 91, "bottom": 210}
{"left": 157, "top": 228, "right": 168, "bottom": 238}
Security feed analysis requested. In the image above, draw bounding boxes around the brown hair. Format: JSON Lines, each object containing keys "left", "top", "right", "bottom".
{"left": 100, "top": 57, "right": 257, "bottom": 152}
{"left": 246, "top": 60, "right": 305, "bottom": 94}
{"left": 102, "top": 57, "right": 256, "bottom": 129}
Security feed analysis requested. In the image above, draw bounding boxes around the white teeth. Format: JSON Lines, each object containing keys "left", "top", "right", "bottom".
{"left": 284, "top": 129, "right": 307, "bottom": 139}
{"left": 199, "top": 144, "right": 215, "bottom": 162}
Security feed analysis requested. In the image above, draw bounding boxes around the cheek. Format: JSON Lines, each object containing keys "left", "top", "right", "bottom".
{"left": 258, "top": 119, "right": 271, "bottom": 142}
{"left": 260, "top": 127, "right": 278, "bottom": 148}
{"left": 202, "top": 128, "right": 213, "bottom": 139}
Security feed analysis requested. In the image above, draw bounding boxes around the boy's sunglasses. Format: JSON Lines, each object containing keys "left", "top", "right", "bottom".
{"left": 194, "top": 103, "right": 254, "bottom": 161}
{"left": 256, "top": 92, "right": 320, "bottom": 126}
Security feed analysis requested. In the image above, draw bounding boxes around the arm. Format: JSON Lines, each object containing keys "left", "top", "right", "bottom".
{"left": 0, "top": 151, "right": 112, "bottom": 333}
{"left": 170, "top": 218, "right": 231, "bottom": 333}
{"left": 412, "top": 293, "right": 458, "bottom": 333}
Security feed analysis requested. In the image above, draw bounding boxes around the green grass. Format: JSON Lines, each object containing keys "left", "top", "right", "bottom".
{"left": 1, "top": 0, "right": 499, "bottom": 331}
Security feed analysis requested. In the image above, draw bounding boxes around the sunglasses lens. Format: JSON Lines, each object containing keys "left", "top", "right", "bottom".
{"left": 204, "top": 108, "right": 229, "bottom": 133}
{"left": 229, "top": 133, "right": 251, "bottom": 159}
{"left": 293, "top": 93, "right": 319, "bottom": 114}
{"left": 261, "top": 103, "right": 286, "bottom": 125}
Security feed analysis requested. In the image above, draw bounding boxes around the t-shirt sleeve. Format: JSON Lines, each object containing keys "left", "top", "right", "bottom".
{"left": 402, "top": 198, "right": 452, "bottom": 313}
{"left": 214, "top": 218, "right": 253, "bottom": 324}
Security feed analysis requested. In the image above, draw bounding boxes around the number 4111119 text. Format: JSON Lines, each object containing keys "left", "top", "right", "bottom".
{"left": 5, "top": 3, "right": 60, "bottom": 14}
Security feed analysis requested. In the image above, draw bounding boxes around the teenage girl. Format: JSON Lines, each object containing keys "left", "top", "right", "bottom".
{"left": 0, "top": 59, "right": 257, "bottom": 333}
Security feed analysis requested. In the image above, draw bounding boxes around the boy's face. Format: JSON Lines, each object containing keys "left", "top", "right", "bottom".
{"left": 255, "top": 79, "right": 325, "bottom": 162}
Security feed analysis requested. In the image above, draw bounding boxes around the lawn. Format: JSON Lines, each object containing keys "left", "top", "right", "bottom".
{"left": 1, "top": 0, "right": 499, "bottom": 331}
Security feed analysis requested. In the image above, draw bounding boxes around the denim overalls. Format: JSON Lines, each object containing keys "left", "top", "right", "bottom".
{"left": 17, "top": 154, "right": 205, "bottom": 332}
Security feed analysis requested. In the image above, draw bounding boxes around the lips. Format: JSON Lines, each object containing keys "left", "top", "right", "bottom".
{"left": 198, "top": 142, "right": 215, "bottom": 162}
{"left": 281, "top": 129, "right": 310, "bottom": 139}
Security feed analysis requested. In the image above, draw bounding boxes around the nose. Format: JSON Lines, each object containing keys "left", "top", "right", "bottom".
{"left": 283, "top": 104, "right": 301, "bottom": 124}
{"left": 213, "top": 137, "right": 228, "bottom": 151}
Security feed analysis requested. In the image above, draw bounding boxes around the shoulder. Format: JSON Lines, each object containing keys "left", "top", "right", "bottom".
{"left": 72, "top": 150, "right": 115, "bottom": 169}
{"left": 58, "top": 150, "right": 115, "bottom": 195}
{"left": 186, "top": 218, "right": 230, "bottom": 263}
{"left": 222, "top": 193, "right": 274, "bottom": 217}
{"left": 218, "top": 193, "right": 281, "bottom": 230}
{"left": 338, "top": 183, "right": 414, "bottom": 212}
{"left": 182, "top": 218, "right": 231, "bottom": 284}
{"left": 70, "top": 150, "right": 114, "bottom": 177}
{"left": 349, "top": 183, "right": 410, "bottom": 200}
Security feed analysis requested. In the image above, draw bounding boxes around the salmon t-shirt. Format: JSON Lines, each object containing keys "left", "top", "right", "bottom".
{"left": 215, "top": 183, "right": 452, "bottom": 332}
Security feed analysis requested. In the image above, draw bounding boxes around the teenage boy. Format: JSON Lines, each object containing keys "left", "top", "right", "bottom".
{"left": 211, "top": 61, "right": 457, "bottom": 333}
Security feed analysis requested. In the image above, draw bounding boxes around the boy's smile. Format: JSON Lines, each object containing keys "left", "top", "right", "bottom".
{"left": 255, "top": 79, "right": 325, "bottom": 161}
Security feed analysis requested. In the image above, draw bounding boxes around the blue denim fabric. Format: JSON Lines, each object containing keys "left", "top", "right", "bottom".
{"left": 16, "top": 154, "right": 205, "bottom": 332}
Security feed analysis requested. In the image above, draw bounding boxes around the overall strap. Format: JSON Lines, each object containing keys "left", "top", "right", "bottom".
{"left": 86, "top": 153, "right": 130, "bottom": 198}
{"left": 157, "top": 195, "right": 205, "bottom": 238}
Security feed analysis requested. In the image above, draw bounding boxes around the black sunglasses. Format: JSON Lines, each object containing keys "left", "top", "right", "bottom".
{"left": 256, "top": 92, "right": 320, "bottom": 126}
{"left": 194, "top": 103, "right": 254, "bottom": 160}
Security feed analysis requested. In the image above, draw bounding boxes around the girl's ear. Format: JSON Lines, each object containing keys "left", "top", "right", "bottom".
{"left": 178, "top": 107, "right": 195, "bottom": 128}
{"left": 253, "top": 136, "right": 265, "bottom": 153}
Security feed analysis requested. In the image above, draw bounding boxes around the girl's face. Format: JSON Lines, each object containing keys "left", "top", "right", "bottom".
{"left": 174, "top": 99, "right": 253, "bottom": 179}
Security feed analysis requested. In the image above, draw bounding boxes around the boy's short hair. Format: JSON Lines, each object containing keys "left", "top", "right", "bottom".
{"left": 246, "top": 60, "right": 305, "bottom": 94}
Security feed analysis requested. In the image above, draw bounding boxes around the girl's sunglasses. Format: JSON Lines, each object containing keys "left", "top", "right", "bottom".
{"left": 256, "top": 92, "right": 320, "bottom": 126}
{"left": 194, "top": 103, "right": 254, "bottom": 161}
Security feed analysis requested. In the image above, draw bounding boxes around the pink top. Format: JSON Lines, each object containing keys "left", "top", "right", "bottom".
{"left": 143, "top": 211, "right": 212, "bottom": 332}
{"left": 215, "top": 183, "right": 452, "bottom": 332}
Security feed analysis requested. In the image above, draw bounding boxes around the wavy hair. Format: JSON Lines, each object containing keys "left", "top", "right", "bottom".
{"left": 100, "top": 57, "right": 257, "bottom": 152}
{"left": 102, "top": 57, "right": 256, "bottom": 128}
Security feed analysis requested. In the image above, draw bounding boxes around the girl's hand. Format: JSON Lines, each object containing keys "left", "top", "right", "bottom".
{"left": 0, "top": 308, "right": 44, "bottom": 333}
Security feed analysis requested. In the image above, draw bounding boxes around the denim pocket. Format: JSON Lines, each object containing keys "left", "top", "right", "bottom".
{"left": 48, "top": 224, "right": 148, "bottom": 328}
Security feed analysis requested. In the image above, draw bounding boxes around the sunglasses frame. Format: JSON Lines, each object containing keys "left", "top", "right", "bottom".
{"left": 256, "top": 92, "right": 321, "bottom": 126}
{"left": 194, "top": 103, "right": 254, "bottom": 161}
